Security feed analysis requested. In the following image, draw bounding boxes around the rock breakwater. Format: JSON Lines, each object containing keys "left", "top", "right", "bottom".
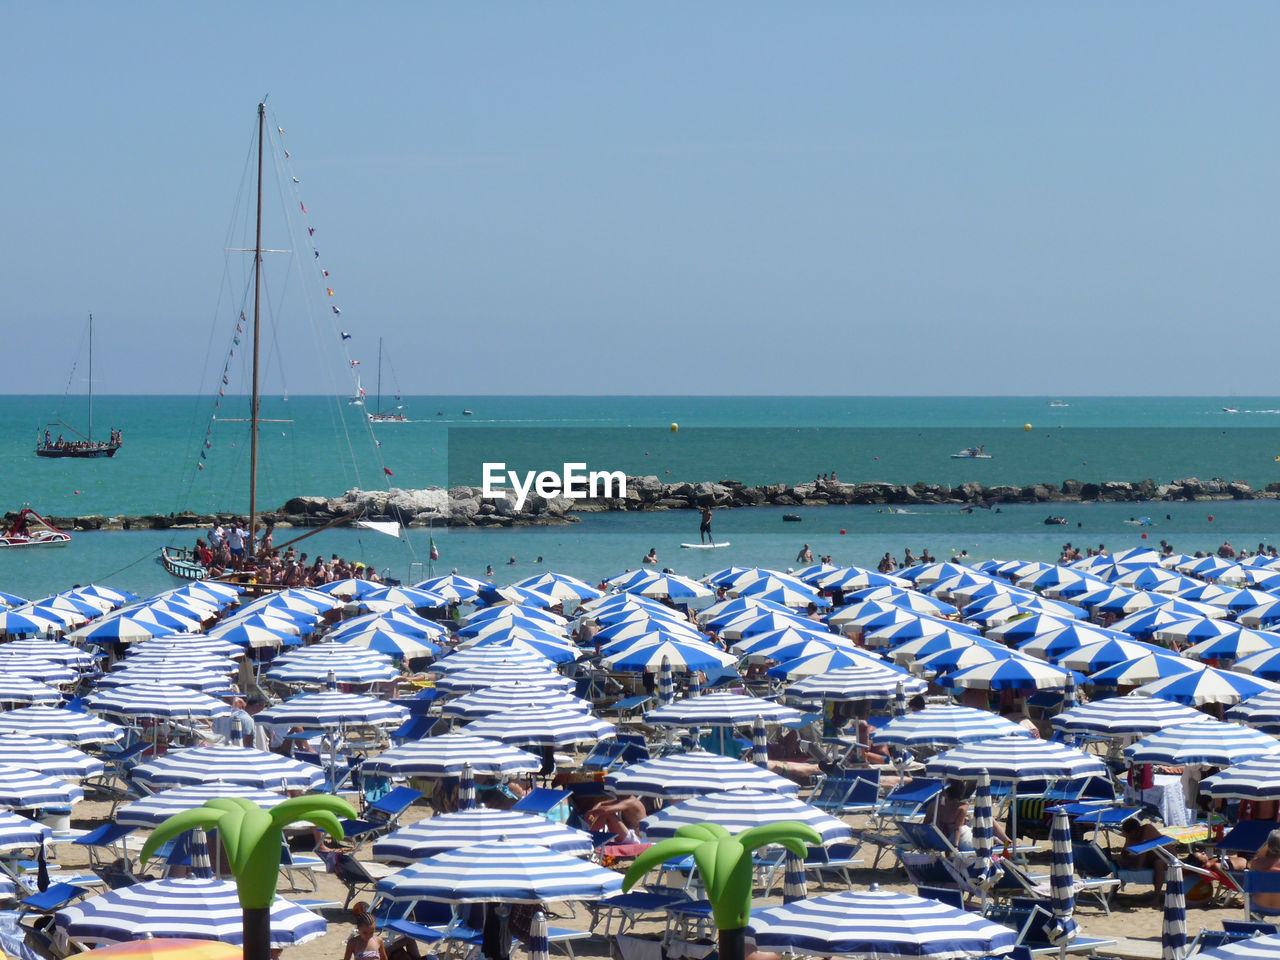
{"left": 26, "top": 476, "right": 1280, "bottom": 532}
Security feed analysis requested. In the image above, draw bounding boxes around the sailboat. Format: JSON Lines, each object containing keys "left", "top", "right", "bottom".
{"left": 367, "top": 338, "right": 407, "bottom": 422}
{"left": 347, "top": 376, "right": 366, "bottom": 406}
{"left": 160, "top": 104, "right": 400, "bottom": 583}
{"left": 36, "top": 315, "right": 122, "bottom": 459}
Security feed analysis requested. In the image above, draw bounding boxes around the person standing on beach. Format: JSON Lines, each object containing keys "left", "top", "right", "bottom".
{"left": 699, "top": 505, "right": 714, "bottom": 545}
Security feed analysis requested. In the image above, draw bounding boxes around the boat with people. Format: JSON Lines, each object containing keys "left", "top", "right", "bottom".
{"left": 36, "top": 315, "right": 122, "bottom": 459}
{"left": 0, "top": 508, "right": 71, "bottom": 547}
{"left": 1224, "top": 406, "right": 1240, "bottom": 414}
{"left": 160, "top": 104, "right": 399, "bottom": 582}
{"left": 367, "top": 338, "right": 407, "bottom": 423}
{"left": 1049, "top": 400, "right": 1069, "bottom": 408}
{"left": 1043, "top": 515, "right": 1067, "bottom": 525}
{"left": 950, "top": 445, "right": 992, "bottom": 459}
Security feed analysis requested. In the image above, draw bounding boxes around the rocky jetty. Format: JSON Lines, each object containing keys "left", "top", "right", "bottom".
{"left": 26, "top": 476, "right": 1280, "bottom": 532}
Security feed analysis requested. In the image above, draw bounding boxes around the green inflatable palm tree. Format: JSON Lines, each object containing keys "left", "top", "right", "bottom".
{"left": 139, "top": 795, "right": 358, "bottom": 960}
{"left": 622, "top": 821, "right": 822, "bottom": 960}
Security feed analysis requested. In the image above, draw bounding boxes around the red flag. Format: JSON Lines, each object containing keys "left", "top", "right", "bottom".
{"left": 383, "top": 467, "right": 394, "bottom": 477}
{"left": 300, "top": 202, "right": 307, "bottom": 214}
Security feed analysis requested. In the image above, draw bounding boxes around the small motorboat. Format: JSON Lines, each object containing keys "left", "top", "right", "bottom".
{"left": 1224, "top": 407, "right": 1240, "bottom": 414}
{"left": 782, "top": 514, "right": 802, "bottom": 522}
{"left": 1043, "top": 516, "right": 1067, "bottom": 526}
{"left": 1049, "top": 400, "right": 1069, "bottom": 408}
{"left": 0, "top": 509, "right": 71, "bottom": 547}
{"left": 462, "top": 409, "right": 474, "bottom": 416}
{"left": 951, "top": 445, "right": 992, "bottom": 460}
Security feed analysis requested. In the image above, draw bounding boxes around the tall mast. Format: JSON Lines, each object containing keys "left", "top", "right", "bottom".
{"left": 377, "top": 337, "right": 383, "bottom": 414}
{"left": 248, "top": 103, "right": 265, "bottom": 551}
{"left": 87, "top": 314, "right": 93, "bottom": 442}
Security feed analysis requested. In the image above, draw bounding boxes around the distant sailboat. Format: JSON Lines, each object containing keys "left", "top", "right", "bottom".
{"left": 36, "top": 314, "right": 122, "bottom": 459}
{"left": 367, "top": 338, "right": 407, "bottom": 422}
{"left": 348, "top": 375, "right": 366, "bottom": 406}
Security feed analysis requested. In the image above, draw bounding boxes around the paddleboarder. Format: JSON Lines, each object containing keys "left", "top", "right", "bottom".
{"left": 699, "top": 504, "right": 714, "bottom": 545}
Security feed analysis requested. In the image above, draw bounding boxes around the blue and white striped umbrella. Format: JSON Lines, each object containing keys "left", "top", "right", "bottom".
{"left": 117, "top": 651, "right": 237, "bottom": 678}
{"left": 136, "top": 634, "right": 245, "bottom": 658}
{"left": 528, "top": 909, "right": 549, "bottom": 960}
{"left": 789, "top": 664, "right": 925, "bottom": 701}
{"left": 768, "top": 648, "right": 874, "bottom": 680}
{"left": 434, "top": 665, "right": 574, "bottom": 695}
{"left": 913, "top": 643, "right": 1014, "bottom": 679}
{"left": 645, "top": 693, "right": 805, "bottom": 728}
{"left": 0, "top": 809, "right": 51, "bottom": 852}
{"left": 1047, "top": 808, "right": 1079, "bottom": 947}
{"left": 414, "top": 574, "right": 487, "bottom": 603}
{"left": 132, "top": 745, "right": 326, "bottom": 791}
{"left": 69, "top": 614, "right": 175, "bottom": 643}
{"left": 753, "top": 715, "right": 769, "bottom": 768}
{"left": 443, "top": 683, "right": 592, "bottom": 720}
{"left": 436, "top": 647, "right": 555, "bottom": 673}
{"left": 602, "top": 637, "right": 736, "bottom": 674}
{"left": 938, "top": 656, "right": 1074, "bottom": 692}
{"left": 873, "top": 706, "right": 1028, "bottom": 751}
{"left": 356, "top": 585, "right": 450, "bottom": 612}
{"left": 0, "top": 610, "right": 62, "bottom": 636}
{"left": 625, "top": 573, "right": 714, "bottom": 602}
{"left": 0, "top": 677, "right": 62, "bottom": 706}
{"left": 117, "top": 783, "right": 286, "bottom": 827}
{"left": 1052, "top": 698, "right": 1210, "bottom": 738}
{"left": 458, "top": 760, "right": 476, "bottom": 811}
{"left": 0, "top": 590, "right": 28, "bottom": 609}
{"left": 1017, "top": 622, "right": 1134, "bottom": 661}
{"left": 0, "top": 763, "right": 83, "bottom": 807}
{"left": 476, "top": 583, "right": 560, "bottom": 608}
{"left": 595, "top": 614, "right": 704, "bottom": 644}
{"left": 203, "top": 622, "right": 291, "bottom": 649}
{"left": 1123, "top": 721, "right": 1280, "bottom": 766}
{"left": 686, "top": 671, "right": 702, "bottom": 698}
{"left": 702, "top": 597, "right": 798, "bottom": 630}
{"left": 97, "top": 663, "right": 232, "bottom": 693}
{"left": 314, "top": 577, "right": 386, "bottom": 600}
{"left": 55, "top": 877, "right": 325, "bottom": 947}
{"left": 0, "top": 656, "right": 77, "bottom": 685}
{"left": 1183, "top": 627, "right": 1280, "bottom": 663}
{"left": 971, "top": 771, "right": 999, "bottom": 890}
{"left": 0, "top": 706, "right": 123, "bottom": 744}
{"left": 782, "top": 849, "right": 807, "bottom": 903}
{"left": 1134, "top": 667, "right": 1277, "bottom": 706}
{"left": 0, "top": 639, "right": 94, "bottom": 667}
{"left": 1055, "top": 638, "right": 1167, "bottom": 673}
{"left": 866, "top": 618, "right": 978, "bottom": 648}
{"left": 376, "top": 840, "right": 623, "bottom": 903}
{"left": 983, "top": 613, "right": 1079, "bottom": 646}
{"left": 1162, "top": 858, "right": 1187, "bottom": 960}
{"left": 373, "top": 808, "right": 594, "bottom": 863}
{"left": 748, "top": 888, "right": 1017, "bottom": 959}
{"left": 331, "top": 609, "right": 446, "bottom": 641}
{"left": 735, "top": 633, "right": 843, "bottom": 665}
{"left": 889, "top": 632, "right": 992, "bottom": 665}
{"left": 84, "top": 683, "right": 233, "bottom": 720}
{"left": 1231, "top": 647, "right": 1280, "bottom": 682}
{"left": 513, "top": 572, "right": 602, "bottom": 603}
{"left": 466, "top": 632, "right": 580, "bottom": 665}
{"left": 640, "top": 789, "right": 849, "bottom": 844}
{"left": 718, "top": 610, "right": 817, "bottom": 641}
{"left": 464, "top": 706, "right": 615, "bottom": 747}
{"left": 255, "top": 691, "right": 410, "bottom": 729}
{"left": 460, "top": 604, "right": 569, "bottom": 636}
{"left": 265, "top": 647, "right": 400, "bottom": 685}
{"left": 0, "top": 734, "right": 104, "bottom": 780}
{"left": 1088, "top": 653, "right": 1201, "bottom": 687}
{"left": 926, "top": 737, "right": 1106, "bottom": 783}
{"left": 605, "top": 749, "right": 799, "bottom": 798}
{"left": 363, "top": 734, "right": 541, "bottom": 778}
{"left": 892, "top": 682, "right": 907, "bottom": 719}
{"left": 1227, "top": 691, "right": 1280, "bottom": 732}
{"left": 1201, "top": 758, "right": 1280, "bottom": 799}
{"left": 186, "top": 827, "right": 213, "bottom": 879}
{"left": 337, "top": 628, "right": 442, "bottom": 661}
{"left": 657, "top": 657, "right": 675, "bottom": 705}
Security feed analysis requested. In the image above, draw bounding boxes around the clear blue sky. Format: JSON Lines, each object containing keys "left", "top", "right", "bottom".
{"left": 5, "top": 3, "right": 1278, "bottom": 395}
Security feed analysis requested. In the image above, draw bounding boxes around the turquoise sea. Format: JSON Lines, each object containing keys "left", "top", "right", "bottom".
{"left": 3, "top": 395, "right": 1280, "bottom": 599}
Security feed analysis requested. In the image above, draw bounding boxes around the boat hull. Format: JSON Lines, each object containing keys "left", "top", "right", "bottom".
{"left": 0, "top": 533, "right": 71, "bottom": 547}
{"left": 159, "top": 546, "right": 209, "bottom": 581}
{"left": 368, "top": 414, "right": 408, "bottom": 423}
{"left": 36, "top": 445, "right": 119, "bottom": 459}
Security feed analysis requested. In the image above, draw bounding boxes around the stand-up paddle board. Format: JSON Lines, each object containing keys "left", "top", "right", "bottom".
{"left": 680, "top": 542, "right": 731, "bottom": 549}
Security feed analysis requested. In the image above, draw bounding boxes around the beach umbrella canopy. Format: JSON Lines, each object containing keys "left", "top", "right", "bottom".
{"left": 1055, "top": 638, "right": 1167, "bottom": 674}
{"left": 0, "top": 638, "right": 94, "bottom": 667}
{"left": 1183, "top": 627, "right": 1280, "bottom": 663}
{"left": 644, "top": 692, "right": 805, "bottom": 728}
{"left": 606, "top": 748, "right": 799, "bottom": 798}
{"left": 0, "top": 676, "right": 62, "bottom": 706}
{"left": 373, "top": 808, "right": 594, "bottom": 863}
{"left": 265, "top": 648, "right": 399, "bottom": 685}
{"left": 414, "top": 574, "right": 487, "bottom": 603}
{"left": 69, "top": 615, "right": 176, "bottom": 643}
{"left": 873, "top": 705, "right": 1029, "bottom": 751}
{"left": 442, "top": 682, "right": 593, "bottom": 721}
{"left": 1088, "top": 653, "right": 1202, "bottom": 688}
{"left": 1201, "top": 757, "right": 1280, "bottom": 800}
{"left": 330, "top": 609, "right": 446, "bottom": 642}
{"left": 767, "top": 648, "right": 876, "bottom": 680}
{"left": 0, "top": 706, "right": 124, "bottom": 744}
{"left": 1227, "top": 691, "right": 1280, "bottom": 732}
{"left": 1123, "top": 721, "right": 1280, "bottom": 766}
{"left": 789, "top": 663, "right": 924, "bottom": 702}
{"left": 460, "top": 604, "right": 569, "bottom": 635}
{"left": 912, "top": 643, "right": 1014, "bottom": 679}
{"left": 1018, "top": 623, "right": 1132, "bottom": 662}
{"left": 926, "top": 737, "right": 1106, "bottom": 783}
{"left": 434, "top": 665, "right": 574, "bottom": 695}
{"left": 136, "top": 634, "right": 244, "bottom": 658}
{"left": 887, "top": 632, "right": 988, "bottom": 665}
{"left": 816, "top": 567, "right": 909, "bottom": 592}
{"left": 625, "top": 573, "right": 714, "bottom": 602}
{"left": 132, "top": 745, "right": 325, "bottom": 791}
{"left": 983, "top": 613, "right": 1079, "bottom": 645}
{"left": 376, "top": 840, "right": 623, "bottom": 904}
{"left": 0, "top": 656, "right": 77, "bottom": 685}
{"left": 203, "top": 623, "right": 289, "bottom": 649}
{"left": 971, "top": 771, "right": 998, "bottom": 890}
{"left": 435, "top": 646, "right": 555, "bottom": 673}
{"left": 356, "top": 585, "right": 450, "bottom": 611}
{"left": 1052, "top": 698, "right": 1211, "bottom": 738}
{"left": 255, "top": 691, "right": 410, "bottom": 729}
{"left": 747, "top": 889, "right": 1017, "bottom": 959}
{"left": 0, "top": 610, "right": 63, "bottom": 636}
{"left": 938, "top": 656, "right": 1074, "bottom": 692}
{"left": 336, "top": 628, "right": 441, "bottom": 661}
{"left": 97, "top": 664, "right": 232, "bottom": 693}
{"left": 866, "top": 618, "right": 979, "bottom": 648}
{"left": 601, "top": 637, "right": 736, "bottom": 674}
{"left": 0, "top": 763, "right": 84, "bottom": 807}
{"left": 362, "top": 733, "right": 541, "bottom": 778}
{"left": 55, "top": 877, "right": 325, "bottom": 947}
{"left": 476, "top": 583, "right": 560, "bottom": 608}
{"left": 641, "top": 789, "right": 850, "bottom": 844}
{"left": 465, "top": 632, "right": 580, "bottom": 665}
{"left": 315, "top": 577, "right": 387, "bottom": 600}
{"left": 464, "top": 706, "right": 615, "bottom": 747}
{"left": 513, "top": 572, "right": 602, "bottom": 602}
{"left": 702, "top": 596, "right": 802, "bottom": 630}
{"left": 116, "top": 783, "right": 287, "bottom": 827}
{"left": 0, "top": 733, "right": 104, "bottom": 780}
{"left": 657, "top": 657, "right": 675, "bottom": 705}
{"left": 733, "top": 625, "right": 844, "bottom": 659}
{"left": 0, "top": 809, "right": 51, "bottom": 851}
{"left": 84, "top": 683, "right": 233, "bottom": 721}
{"left": 1134, "top": 668, "right": 1277, "bottom": 706}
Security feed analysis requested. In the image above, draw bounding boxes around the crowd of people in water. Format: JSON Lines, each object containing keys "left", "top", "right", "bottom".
{"left": 192, "top": 520, "right": 381, "bottom": 586}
